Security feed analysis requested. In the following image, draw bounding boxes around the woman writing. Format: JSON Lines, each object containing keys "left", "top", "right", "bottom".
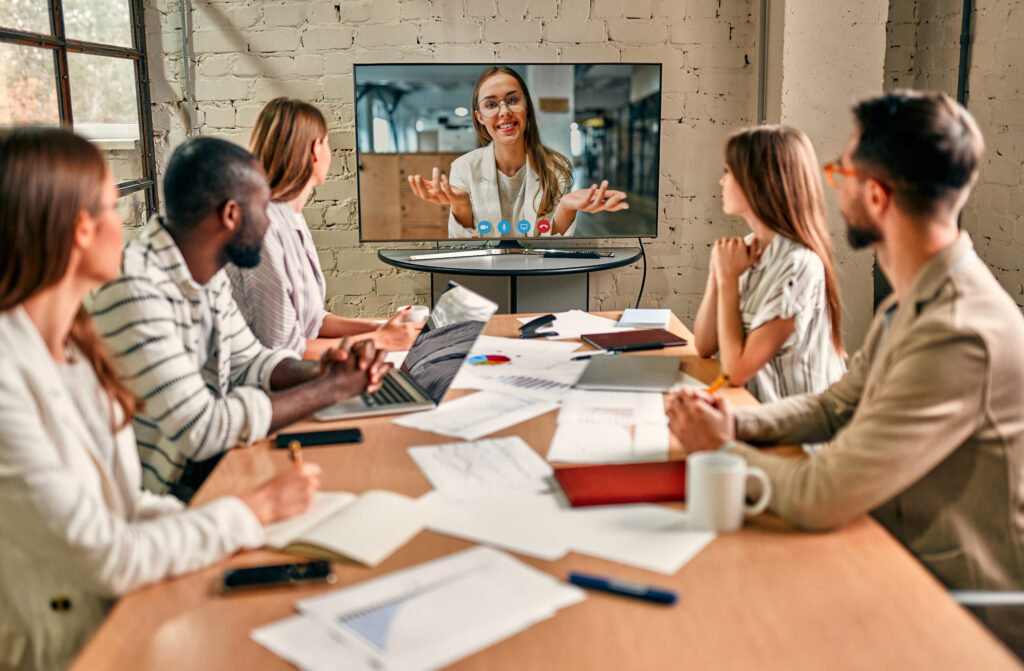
{"left": 408, "top": 66, "right": 629, "bottom": 238}
{"left": 692, "top": 125, "right": 845, "bottom": 403}
{"left": 229, "top": 98, "right": 422, "bottom": 357}
{"left": 0, "top": 128, "right": 322, "bottom": 671}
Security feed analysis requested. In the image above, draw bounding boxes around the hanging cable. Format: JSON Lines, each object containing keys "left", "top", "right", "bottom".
{"left": 635, "top": 237, "right": 647, "bottom": 309}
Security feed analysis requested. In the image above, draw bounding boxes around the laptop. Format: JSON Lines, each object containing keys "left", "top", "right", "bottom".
{"left": 314, "top": 282, "right": 499, "bottom": 421}
{"left": 573, "top": 354, "right": 680, "bottom": 392}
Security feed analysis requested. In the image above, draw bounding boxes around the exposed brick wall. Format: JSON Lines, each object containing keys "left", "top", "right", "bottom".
{"left": 144, "top": 0, "right": 758, "bottom": 321}
{"left": 884, "top": 0, "right": 1024, "bottom": 309}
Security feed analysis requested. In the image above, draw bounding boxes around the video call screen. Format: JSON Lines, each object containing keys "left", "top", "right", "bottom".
{"left": 354, "top": 63, "right": 661, "bottom": 242}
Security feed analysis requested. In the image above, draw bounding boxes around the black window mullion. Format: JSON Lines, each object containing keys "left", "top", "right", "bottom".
{"left": 49, "top": 0, "right": 73, "bottom": 127}
{"left": 128, "top": 0, "right": 159, "bottom": 217}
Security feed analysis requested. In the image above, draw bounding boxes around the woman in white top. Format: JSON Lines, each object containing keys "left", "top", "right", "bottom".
{"left": 229, "top": 98, "right": 421, "bottom": 356}
{"left": 693, "top": 125, "right": 846, "bottom": 403}
{"left": 407, "top": 66, "right": 630, "bottom": 238}
{"left": 0, "top": 128, "right": 321, "bottom": 671}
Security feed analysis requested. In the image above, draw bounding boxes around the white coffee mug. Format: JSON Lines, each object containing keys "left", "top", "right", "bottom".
{"left": 686, "top": 451, "right": 772, "bottom": 533}
{"left": 397, "top": 305, "right": 430, "bottom": 323}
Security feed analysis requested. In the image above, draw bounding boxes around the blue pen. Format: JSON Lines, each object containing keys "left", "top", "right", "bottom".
{"left": 568, "top": 571, "right": 678, "bottom": 605}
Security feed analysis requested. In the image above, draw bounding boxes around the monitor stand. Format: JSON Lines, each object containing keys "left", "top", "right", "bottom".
{"left": 405, "top": 238, "right": 613, "bottom": 262}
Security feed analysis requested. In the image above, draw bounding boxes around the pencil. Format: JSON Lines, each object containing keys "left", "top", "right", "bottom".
{"left": 706, "top": 374, "right": 730, "bottom": 393}
{"left": 288, "top": 440, "right": 303, "bottom": 465}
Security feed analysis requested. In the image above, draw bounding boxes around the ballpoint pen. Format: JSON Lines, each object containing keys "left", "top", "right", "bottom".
{"left": 568, "top": 571, "right": 677, "bottom": 605}
{"left": 571, "top": 350, "right": 620, "bottom": 361}
{"left": 288, "top": 440, "right": 303, "bottom": 465}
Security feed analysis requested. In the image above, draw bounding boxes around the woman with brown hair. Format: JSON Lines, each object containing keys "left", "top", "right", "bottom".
{"left": 229, "top": 97, "right": 421, "bottom": 356}
{"left": 408, "top": 65, "right": 629, "bottom": 238}
{"left": 693, "top": 125, "right": 845, "bottom": 403}
{"left": 0, "top": 127, "right": 321, "bottom": 671}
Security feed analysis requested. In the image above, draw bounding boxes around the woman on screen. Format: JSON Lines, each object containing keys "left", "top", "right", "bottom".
{"left": 407, "top": 66, "right": 629, "bottom": 238}
{"left": 229, "top": 98, "right": 422, "bottom": 356}
{"left": 0, "top": 128, "right": 322, "bottom": 671}
{"left": 692, "top": 125, "right": 845, "bottom": 403}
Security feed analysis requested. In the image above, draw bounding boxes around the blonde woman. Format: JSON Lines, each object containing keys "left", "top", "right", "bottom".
{"left": 408, "top": 66, "right": 629, "bottom": 238}
{"left": 0, "top": 128, "right": 320, "bottom": 671}
{"left": 229, "top": 98, "right": 421, "bottom": 356}
{"left": 693, "top": 125, "right": 845, "bottom": 402}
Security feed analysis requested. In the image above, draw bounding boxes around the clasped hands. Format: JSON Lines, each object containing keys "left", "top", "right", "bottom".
{"left": 710, "top": 236, "right": 763, "bottom": 284}
{"left": 666, "top": 389, "right": 737, "bottom": 456}
{"left": 319, "top": 338, "right": 392, "bottom": 397}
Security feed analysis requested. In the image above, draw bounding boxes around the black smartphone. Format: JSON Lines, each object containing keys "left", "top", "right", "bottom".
{"left": 274, "top": 428, "right": 363, "bottom": 449}
{"left": 222, "top": 561, "right": 335, "bottom": 593}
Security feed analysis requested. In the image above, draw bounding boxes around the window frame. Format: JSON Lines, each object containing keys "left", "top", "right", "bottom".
{"left": 0, "top": 0, "right": 159, "bottom": 215}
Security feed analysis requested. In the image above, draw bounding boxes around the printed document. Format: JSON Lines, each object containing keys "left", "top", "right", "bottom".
{"left": 408, "top": 436, "right": 553, "bottom": 500}
{"left": 393, "top": 391, "right": 557, "bottom": 441}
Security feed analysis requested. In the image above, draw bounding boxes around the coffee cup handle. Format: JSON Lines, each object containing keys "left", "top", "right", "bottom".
{"left": 744, "top": 466, "right": 772, "bottom": 517}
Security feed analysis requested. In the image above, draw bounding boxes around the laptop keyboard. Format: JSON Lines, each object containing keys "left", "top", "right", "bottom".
{"left": 362, "top": 373, "right": 418, "bottom": 407}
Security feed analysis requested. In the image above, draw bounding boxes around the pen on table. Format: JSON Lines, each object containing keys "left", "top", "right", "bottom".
{"left": 706, "top": 374, "right": 730, "bottom": 393}
{"left": 571, "top": 350, "right": 620, "bottom": 361}
{"left": 288, "top": 440, "right": 303, "bottom": 465}
{"left": 568, "top": 571, "right": 677, "bottom": 605}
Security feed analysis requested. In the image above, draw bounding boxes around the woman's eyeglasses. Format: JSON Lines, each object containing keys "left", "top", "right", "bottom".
{"left": 477, "top": 95, "right": 525, "bottom": 118}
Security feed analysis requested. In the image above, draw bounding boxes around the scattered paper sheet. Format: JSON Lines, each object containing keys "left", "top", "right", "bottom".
{"left": 252, "top": 615, "right": 374, "bottom": 671}
{"left": 517, "top": 310, "right": 633, "bottom": 341}
{"left": 558, "top": 390, "right": 667, "bottom": 426}
{"left": 409, "top": 436, "right": 553, "bottom": 501}
{"left": 295, "top": 547, "right": 585, "bottom": 671}
{"left": 450, "top": 335, "right": 586, "bottom": 402}
{"left": 547, "top": 423, "right": 670, "bottom": 463}
{"left": 393, "top": 391, "right": 558, "bottom": 441}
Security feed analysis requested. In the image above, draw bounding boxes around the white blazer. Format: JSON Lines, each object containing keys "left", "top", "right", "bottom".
{"left": 0, "top": 307, "right": 264, "bottom": 671}
{"left": 446, "top": 143, "right": 577, "bottom": 239}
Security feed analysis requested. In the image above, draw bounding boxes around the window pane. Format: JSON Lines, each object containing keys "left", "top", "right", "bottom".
{"left": 63, "top": 0, "right": 133, "bottom": 47}
{"left": 68, "top": 52, "right": 143, "bottom": 181}
{"left": 117, "top": 190, "right": 148, "bottom": 233}
{"left": 0, "top": 43, "right": 59, "bottom": 125}
{"left": 0, "top": 1, "right": 51, "bottom": 36}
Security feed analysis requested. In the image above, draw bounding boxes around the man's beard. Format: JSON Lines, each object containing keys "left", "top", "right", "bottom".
{"left": 843, "top": 199, "right": 883, "bottom": 250}
{"left": 225, "top": 240, "right": 262, "bottom": 268}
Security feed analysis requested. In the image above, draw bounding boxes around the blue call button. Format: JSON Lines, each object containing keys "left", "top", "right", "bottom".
{"left": 517, "top": 219, "right": 531, "bottom": 233}
{"left": 497, "top": 220, "right": 512, "bottom": 234}
{"left": 478, "top": 220, "right": 492, "bottom": 234}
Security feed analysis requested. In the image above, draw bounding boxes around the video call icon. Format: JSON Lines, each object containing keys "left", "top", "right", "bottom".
{"left": 478, "top": 220, "right": 492, "bottom": 234}
{"left": 516, "top": 220, "right": 531, "bottom": 234}
{"left": 497, "top": 220, "right": 512, "bottom": 234}
{"left": 537, "top": 219, "right": 552, "bottom": 234}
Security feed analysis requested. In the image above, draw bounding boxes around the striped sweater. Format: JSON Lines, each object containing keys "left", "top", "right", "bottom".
{"left": 87, "top": 217, "right": 298, "bottom": 493}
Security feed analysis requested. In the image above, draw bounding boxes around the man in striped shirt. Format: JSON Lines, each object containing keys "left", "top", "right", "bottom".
{"left": 89, "top": 137, "right": 385, "bottom": 498}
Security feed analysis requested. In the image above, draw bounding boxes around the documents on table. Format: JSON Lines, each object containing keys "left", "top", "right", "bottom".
{"left": 393, "top": 391, "right": 557, "bottom": 441}
{"left": 547, "top": 390, "right": 670, "bottom": 463}
{"left": 252, "top": 547, "right": 586, "bottom": 671}
{"left": 262, "top": 490, "right": 431, "bottom": 567}
{"left": 408, "top": 436, "right": 553, "bottom": 501}
{"left": 617, "top": 308, "right": 671, "bottom": 329}
{"left": 451, "top": 335, "right": 586, "bottom": 402}
{"left": 251, "top": 615, "right": 375, "bottom": 671}
{"left": 516, "top": 309, "right": 632, "bottom": 341}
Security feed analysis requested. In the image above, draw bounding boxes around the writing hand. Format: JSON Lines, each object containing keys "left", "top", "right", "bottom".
{"left": 240, "top": 462, "right": 322, "bottom": 525}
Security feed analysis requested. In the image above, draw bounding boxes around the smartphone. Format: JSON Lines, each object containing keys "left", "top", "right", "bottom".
{"left": 274, "top": 428, "right": 363, "bottom": 449}
{"left": 222, "top": 561, "right": 335, "bottom": 593}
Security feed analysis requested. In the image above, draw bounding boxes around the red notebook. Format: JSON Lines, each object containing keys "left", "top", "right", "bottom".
{"left": 553, "top": 461, "right": 687, "bottom": 507}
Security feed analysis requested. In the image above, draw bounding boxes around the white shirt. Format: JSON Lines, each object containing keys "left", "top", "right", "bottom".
{"left": 737, "top": 232, "right": 846, "bottom": 403}
{"left": 446, "top": 143, "right": 575, "bottom": 239}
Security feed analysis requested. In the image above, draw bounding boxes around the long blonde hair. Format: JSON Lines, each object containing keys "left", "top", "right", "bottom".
{"left": 471, "top": 66, "right": 572, "bottom": 219}
{"left": 725, "top": 125, "right": 844, "bottom": 356}
{"left": 249, "top": 98, "right": 329, "bottom": 202}
{"left": 0, "top": 127, "right": 140, "bottom": 429}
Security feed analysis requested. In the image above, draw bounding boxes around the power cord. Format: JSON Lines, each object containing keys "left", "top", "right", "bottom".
{"left": 635, "top": 237, "right": 647, "bottom": 309}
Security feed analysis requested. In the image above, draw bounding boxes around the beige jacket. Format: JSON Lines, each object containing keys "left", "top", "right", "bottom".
{"left": 727, "top": 232, "right": 1024, "bottom": 651}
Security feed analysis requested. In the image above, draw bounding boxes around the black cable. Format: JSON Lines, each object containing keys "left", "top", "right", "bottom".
{"left": 635, "top": 236, "right": 647, "bottom": 309}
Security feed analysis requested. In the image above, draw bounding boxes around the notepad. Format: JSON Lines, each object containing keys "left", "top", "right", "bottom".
{"left": 617, "top": 308, "right": 671, "bottom": 329}
{"left": 262, "top": 490, "right": 430, "bottom": 567}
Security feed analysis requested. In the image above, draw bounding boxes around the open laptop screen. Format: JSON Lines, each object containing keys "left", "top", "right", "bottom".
{"left": 400, "top": 283, "right": 499, "bottom": 404}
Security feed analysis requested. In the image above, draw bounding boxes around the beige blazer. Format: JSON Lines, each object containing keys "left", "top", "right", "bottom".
{"left": 727, "top": 232, "right": 1024, "bottom": 652}
{"left": 0, "top": 307, "right": 265, "bottom": 671}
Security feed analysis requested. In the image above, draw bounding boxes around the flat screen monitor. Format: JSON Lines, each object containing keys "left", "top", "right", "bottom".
{"left": 354, "top": 63, "right": 661, "bottom": 242}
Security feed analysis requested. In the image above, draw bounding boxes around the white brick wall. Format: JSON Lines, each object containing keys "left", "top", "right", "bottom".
{"left": 885, "top": 0, "right": 1024, "bottom": 310}
{"left": 145, "top": 0, "right": 759, "bottom": 321}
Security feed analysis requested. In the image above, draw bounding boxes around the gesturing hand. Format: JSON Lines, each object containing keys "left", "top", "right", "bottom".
{"left": 666, "top": 389, "right": 736, "bottom": 455}
{"left": 408, "top": 167, "right": 470, "bottom": 207}
{"left": 374, "top": 309, "right": 424, "bottom": 352}
{"left": 558, "top": 180, "right": 630, "bottom": 214}
{"left": 712, "top": 237, "right": 756, "bottom": 283}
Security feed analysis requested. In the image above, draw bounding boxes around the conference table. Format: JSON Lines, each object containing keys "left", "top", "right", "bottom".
{"left": 71, "top": 313, "right": 1023, "bottom": 670}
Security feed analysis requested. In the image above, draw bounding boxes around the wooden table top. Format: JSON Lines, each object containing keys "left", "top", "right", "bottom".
{"left": 70, "top": 313, "right": 1022, "bottom": 671}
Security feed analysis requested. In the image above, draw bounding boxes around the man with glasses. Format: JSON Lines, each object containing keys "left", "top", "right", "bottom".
{"left": 668, "top": 91, "right": 1024, "bottom": 654}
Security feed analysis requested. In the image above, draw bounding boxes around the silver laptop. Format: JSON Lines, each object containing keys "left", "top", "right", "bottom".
{"left": 573, "top": 354, "right": 680, "bottom": 392}
{"left": 314, "top": 282, "right": 499, "bottom": 421}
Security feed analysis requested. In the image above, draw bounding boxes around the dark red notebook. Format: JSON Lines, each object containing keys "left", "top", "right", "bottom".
{"left": 580, "top": 329, "right": 687, "bottom": 350}
{"left": 553, "top": 461, "right": 687, "bottom": 507}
